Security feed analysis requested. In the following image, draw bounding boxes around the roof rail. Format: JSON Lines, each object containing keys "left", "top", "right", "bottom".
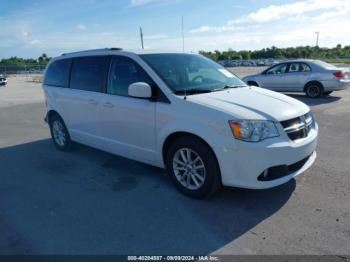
{"left": 62, "top": 47, "right": 123, "bottom": 56}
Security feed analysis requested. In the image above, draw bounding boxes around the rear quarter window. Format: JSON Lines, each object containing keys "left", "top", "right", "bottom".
{"left": 44, "top": 59, "right": 71, "bottom": 87}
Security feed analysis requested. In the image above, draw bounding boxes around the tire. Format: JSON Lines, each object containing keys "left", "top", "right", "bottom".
{"left": 323, "top": 91, "right": 333, "bottom": 96}
{"left": 305, "top": 82, "right": 323, "bottom": 98}
{"left": 49, "top": 114, "right": 72, "bottom": 151}
{"left": 165, "top": 136, "right": 221, "bottom": 199}
{"left": 248, "top": 81, "right": 259, "bottom": 87}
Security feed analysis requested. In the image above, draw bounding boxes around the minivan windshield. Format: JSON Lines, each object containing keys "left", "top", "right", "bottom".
{"left": 140, "top": 53, "right": 246, "bottom": 94}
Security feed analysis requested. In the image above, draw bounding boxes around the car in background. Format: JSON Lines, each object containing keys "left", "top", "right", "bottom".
{"left": 0, "top": 74, "right": 7, "bottom": 86}
{"left": 242, "top": 60, "right": 256, "bottom": 67}
{"left": 257, "top": 60, "right": 265, "bottom": 66}
{"left": 218, "top": 60, "right": 240, "bottom": 67}
{"left": 227, "top": 60, "right": 240, "bottom": 67}
{"left": 242, "top": 59, "right": 350, "bottom": 98}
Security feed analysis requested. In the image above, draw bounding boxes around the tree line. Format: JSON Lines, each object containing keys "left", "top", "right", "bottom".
{"left": 1, "top": 45, "right": 350, "bottom": 67}
{"left": 199, "top": 45, "right": 350, "bottom": 61}
{"left": 0, "top": 54, "right": 51, "bottom": 67}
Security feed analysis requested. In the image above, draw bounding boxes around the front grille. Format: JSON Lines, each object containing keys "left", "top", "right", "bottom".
{"left": 281, "top": 112, "right": 313, "bottom": 141}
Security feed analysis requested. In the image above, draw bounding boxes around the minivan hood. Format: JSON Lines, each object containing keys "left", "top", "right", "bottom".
{"left": 187, "top": 86, "right": 309, "bottom": 121}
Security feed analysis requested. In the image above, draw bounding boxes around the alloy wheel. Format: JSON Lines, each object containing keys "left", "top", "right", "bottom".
{"left": 52, "top": 120, "right": 66, "bottom": 147}
{"left": 172, "top": 148, "right": 206, "bottom": 190}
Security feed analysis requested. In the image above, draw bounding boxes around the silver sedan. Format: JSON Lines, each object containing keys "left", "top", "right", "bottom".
{"left": 242, "top": 59, "right": 350, "bottom": 98}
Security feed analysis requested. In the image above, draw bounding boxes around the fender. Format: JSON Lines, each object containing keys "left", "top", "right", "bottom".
{"left": 155, "top": 118, "right": 234, "bottom": 168}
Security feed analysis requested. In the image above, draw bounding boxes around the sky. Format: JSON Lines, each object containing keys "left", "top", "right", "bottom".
{"left": 0, "top": 0, "right": 349, "bottom": 58}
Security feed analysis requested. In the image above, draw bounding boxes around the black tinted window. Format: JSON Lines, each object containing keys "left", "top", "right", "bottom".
{"left": 107, "top": 56, "right": 154, "bottom": 96}
{"left": 70, "top": 56, "right": 109, "bottom": 92}
{"left": 44, "top": 59, "right": 71, "bottom": 87}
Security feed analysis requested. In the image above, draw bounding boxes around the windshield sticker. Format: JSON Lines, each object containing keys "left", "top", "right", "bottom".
{"left": 218, "top": 69, "right": 234, "bottom": 78}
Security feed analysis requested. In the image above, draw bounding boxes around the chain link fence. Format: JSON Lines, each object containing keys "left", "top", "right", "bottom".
{"left": 0, "top": 64, "right": 46, "bottom": 83}
{"left": 0, "top": 64, "right": 46, "bottom": 76}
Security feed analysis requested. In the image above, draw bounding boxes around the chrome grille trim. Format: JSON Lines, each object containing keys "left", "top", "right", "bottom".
{"left": 281, "top": 113, "right": 313, "bottom": 141}
{"left": 284, "top": 122, "right": 306, "bottom": 133}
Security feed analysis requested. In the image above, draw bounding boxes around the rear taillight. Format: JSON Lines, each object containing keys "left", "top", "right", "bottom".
{"left": 333, "top": 71, "right": 345, "bottom": 78}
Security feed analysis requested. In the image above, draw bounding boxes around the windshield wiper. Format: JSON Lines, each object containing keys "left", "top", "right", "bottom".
{"left": 213, "top": 85, "right": 247, "bottom": 91}
{"left": 174, "top": 88, "right": 213, "bottom": 95}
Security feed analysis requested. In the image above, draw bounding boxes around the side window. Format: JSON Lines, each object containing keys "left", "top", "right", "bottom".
{"left": 266, "top": 64, "right": 287, "bottom": 75}
{"left": 299, "top": 63, "right": 311, "bottom": 72}
{"left": 44, "top": 59, "right": 71, "bottom": 87}
{"left": 70, "top": 56, "right": 109, "bottom": 92}
{"left": 107, "top": 56, "right": 155, "bottom": 96}
{"left": 289, "top": 63, "right": 299, "bottom": 73}
{"left": 288, "top": 62, "right": 311, "bottom": 73}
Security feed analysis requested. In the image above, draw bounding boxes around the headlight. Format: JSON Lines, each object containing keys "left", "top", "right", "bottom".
{"left": 305, "top": 111, "right": 314, "bottom": 125}
{"left": 228, "top": 120, "right": 279, "bottom": 142}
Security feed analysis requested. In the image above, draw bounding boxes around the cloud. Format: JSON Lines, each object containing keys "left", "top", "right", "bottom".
{"left": 186, "top": 0, "right": 350, "bottom": 51}
{"left": 190, "top": 25, "right": 243, "bottom": 34}
{"left": 76, "top": 24, "right": 86, "bottom": 31}
{"left": 228, "top": 0, "right": 349, "bottom": 24}
{"left": 30, "top": 39, "right": 40, "bottom": 45}
{"left": 191, "top": 0, "right": 350, "bottom": 33}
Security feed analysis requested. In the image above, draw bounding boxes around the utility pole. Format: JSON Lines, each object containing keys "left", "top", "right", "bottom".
{"left": 181, "top": 16, "right": 185, "bottom": 52}
{"left": 140, "top": 27, "right": 144, "bottom": 49}
{"left": 315, "top": 31, "right": 320, "bottom": 47}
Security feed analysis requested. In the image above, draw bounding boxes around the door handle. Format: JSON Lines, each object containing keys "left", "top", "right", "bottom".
{"left": 103, "top": 102, "right": 114, "bottom": 108}
{"left": 88, "top": 99, "right": 99, "bottom": 105}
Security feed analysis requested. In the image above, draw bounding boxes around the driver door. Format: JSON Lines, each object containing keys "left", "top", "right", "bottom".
{"left": 98, "top": 56, "right": 157, "bottom": 163}
{"left": 258, "top": 63, "right": 288, "bottom": 91}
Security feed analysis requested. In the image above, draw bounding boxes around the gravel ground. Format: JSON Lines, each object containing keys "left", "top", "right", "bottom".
{"left": 0, "top": 72, "right": 349, "bottom": 255}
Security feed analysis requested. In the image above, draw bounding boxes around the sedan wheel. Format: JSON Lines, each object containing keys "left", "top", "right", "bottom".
{"left": 306, "top": 83, "right": 323, "bottom": 98}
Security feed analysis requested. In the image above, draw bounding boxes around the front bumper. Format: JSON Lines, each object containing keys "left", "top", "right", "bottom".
{"left": 217, "top": 123, "right": 318, "bottom": 189}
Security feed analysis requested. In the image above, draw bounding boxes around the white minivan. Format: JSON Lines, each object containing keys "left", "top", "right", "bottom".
{"left": 43, "top": 48, "right": 318, "bottom": 198}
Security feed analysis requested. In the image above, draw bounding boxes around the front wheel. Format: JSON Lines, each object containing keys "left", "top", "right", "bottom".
{"left": 165, "top": 136, "right": 221, "bottom": 198}
{"left": 49, "top": 114, "right": 72, "bottom": 151}
{"left": 248, "top": 81, "right": 259, "bottom": 87}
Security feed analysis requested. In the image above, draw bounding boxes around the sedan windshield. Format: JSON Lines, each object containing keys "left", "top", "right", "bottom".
{"left": 140, "top": 53, "right": 246, "bottom": 94}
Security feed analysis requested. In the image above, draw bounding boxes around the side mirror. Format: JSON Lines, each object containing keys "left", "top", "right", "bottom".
{"left": 128, "top": 82, "right": 152, "bottom": 98}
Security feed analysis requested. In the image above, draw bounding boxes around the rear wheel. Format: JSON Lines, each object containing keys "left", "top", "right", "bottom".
{"left": 248, "top": 81, "right": 259, "bottom": 87}
{"left": 305, "top": 82, "right": 323, "bottom": 98}
{"left": 165, "top": 136, "right": 221, "bottom": 198}
{"left": 323, "top": 91, "right": 333, "bottom": 96}
{"left": 49, "top": 114, "right": 72, "bottom": 151}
